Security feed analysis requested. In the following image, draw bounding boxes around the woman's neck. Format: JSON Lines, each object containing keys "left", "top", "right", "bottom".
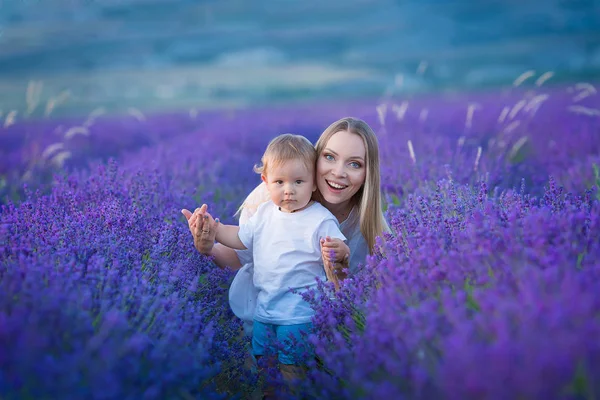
{"left": 324, "top": 200, "right": 353, "bottom": 223}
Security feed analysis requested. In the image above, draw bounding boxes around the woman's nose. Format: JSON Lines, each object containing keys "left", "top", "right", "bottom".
{"left": 332, "top": 163, "right": 347, "bottom": 177}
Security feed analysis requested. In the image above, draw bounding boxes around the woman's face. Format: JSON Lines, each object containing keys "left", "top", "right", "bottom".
{"left": 316, "top": 130, "right": 367, "bottom": 206}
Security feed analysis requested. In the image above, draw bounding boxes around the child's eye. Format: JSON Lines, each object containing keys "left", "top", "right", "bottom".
{"left": 295, "top": 180, "right": 303, "bottom": 184}
{"left": 275, "top": 180, "right": 283, "bottom": 184}
{"left": 349, "top": 161, "right": 362, "bottom": 169}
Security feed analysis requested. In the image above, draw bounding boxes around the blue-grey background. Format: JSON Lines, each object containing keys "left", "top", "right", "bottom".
{"left": 0, "top": 0, "right": 599, "bottom": 117}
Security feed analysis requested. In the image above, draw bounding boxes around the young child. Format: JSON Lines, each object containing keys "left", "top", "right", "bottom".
{"left": 202, "top": 134, "right": 346, "bottom": 388}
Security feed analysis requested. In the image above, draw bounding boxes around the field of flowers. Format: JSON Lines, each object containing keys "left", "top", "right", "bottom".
{"left": 1, "top": 81, "right": 599, "bottom": 399}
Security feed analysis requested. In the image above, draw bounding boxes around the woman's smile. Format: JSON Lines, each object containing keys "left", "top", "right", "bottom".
{"left": 325, "top": 180, "right": 348, "bottom": 191}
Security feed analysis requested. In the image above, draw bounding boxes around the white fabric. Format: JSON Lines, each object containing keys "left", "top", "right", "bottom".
{"left": 238, "top": 200, "right": 346, "bottom": 324}
{"left": 228, "top": 184, "right": 268, "bottom": 335}
{"left": 234, "top": 182, "right": 270, "bottom": 266}
{"left": 228, "top": 261, "right": 259, "bottom": 335}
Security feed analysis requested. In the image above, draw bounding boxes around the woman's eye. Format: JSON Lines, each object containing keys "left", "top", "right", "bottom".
{"left": 324, "top": 154, "right": 334, "bottom": 161}
{"left": 349, "top": 161, "right": 361, "bottom": 169}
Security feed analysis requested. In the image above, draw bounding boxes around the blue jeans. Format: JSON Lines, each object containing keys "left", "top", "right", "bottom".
{"left": 252, "top": 320, "right": 314, "bottom": 365}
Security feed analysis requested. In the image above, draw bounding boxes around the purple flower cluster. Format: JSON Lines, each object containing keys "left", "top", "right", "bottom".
{"left": 0, "top": 112, "right": 204, "bottom": 204}
{"left": 373, "top": 87, "right": 600, "bottom": 199}
{"left": 1, "top": 84, "right": 599, "bottom": 398}
{"left": 304, "top": 176, "right": 599, "bottom": 399}
{"left": 0, "top": 159, "right": 242, "bottom": 398}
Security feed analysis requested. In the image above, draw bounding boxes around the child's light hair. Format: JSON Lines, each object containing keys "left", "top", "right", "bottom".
{"left": 253, "top": 134, "right": 316, "bottom": 176}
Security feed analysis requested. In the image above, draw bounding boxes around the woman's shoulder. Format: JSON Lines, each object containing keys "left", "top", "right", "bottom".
{"left": 239, "top": 182, "right": 270, "bottom": 223}
{"left": 246, "top": 199, "right": 275, "bottom": 222}
{"left": 340, "top": 206, "right": 360, "bottom": 231}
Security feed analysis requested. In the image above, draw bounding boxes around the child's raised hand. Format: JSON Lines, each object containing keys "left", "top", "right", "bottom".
{"left": 201, "top": 209, "right": 218, "bottom": 230}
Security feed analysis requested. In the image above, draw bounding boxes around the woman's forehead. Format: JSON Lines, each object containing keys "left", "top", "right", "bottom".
{"left": 325, "top": 130, "right": 366, "bottom": 157}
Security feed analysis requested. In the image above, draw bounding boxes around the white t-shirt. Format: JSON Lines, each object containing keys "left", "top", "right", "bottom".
{"left": 238, "top": 200, "right": 346, "bottom": 325}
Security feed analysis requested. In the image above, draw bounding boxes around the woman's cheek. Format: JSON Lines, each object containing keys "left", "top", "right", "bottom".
{"left": 350, "top": 170, "right": 366, "bottom": 193}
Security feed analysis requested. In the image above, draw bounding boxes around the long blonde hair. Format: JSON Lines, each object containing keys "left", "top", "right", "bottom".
{"left": 314, "top": 117, "right": 390, "bottom": 253}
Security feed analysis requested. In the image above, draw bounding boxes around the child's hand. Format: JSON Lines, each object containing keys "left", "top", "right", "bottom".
{"left": 320, "top": 236, "right": 350, "bottom": 265}
{"left": 202, "top": 210, "right": 218, "bottom": 229}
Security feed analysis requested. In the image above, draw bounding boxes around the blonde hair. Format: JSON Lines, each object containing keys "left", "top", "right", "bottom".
{"left": 314, "top": 117, "right": 390, "bottom": 253}
{"left": 253, "top": 133, "right": 316, "bottom": 176}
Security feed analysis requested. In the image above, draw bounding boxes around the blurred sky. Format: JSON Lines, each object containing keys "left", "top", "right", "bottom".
{"left": 0, "top": 0, "right": 599, "bottom": 117}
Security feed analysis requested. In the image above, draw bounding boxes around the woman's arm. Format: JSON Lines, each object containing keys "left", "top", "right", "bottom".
{"left": 209, "top": 243, "right": 244, "bottom": 270}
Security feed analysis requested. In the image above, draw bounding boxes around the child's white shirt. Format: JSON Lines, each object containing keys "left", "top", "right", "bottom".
{"left": 237, "top": 200, "right": 346, "bottom": 325}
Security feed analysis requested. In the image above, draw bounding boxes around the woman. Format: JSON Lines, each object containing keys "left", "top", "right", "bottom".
{"left": 182, "top": 117, "right": 389, "bottom": 332}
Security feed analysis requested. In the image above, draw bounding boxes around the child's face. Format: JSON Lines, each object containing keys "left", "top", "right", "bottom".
{"left": 261, "top": 159, "right": 316, "bottom": 213}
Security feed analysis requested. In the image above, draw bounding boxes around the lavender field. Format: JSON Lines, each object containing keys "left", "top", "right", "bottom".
{"left": 1, "top": 82, "right": 600, "bottom": 399}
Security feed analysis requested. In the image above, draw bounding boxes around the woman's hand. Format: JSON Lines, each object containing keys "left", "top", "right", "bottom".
{"left": 181, "top": 204, "right": 217, "bottom": 255}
